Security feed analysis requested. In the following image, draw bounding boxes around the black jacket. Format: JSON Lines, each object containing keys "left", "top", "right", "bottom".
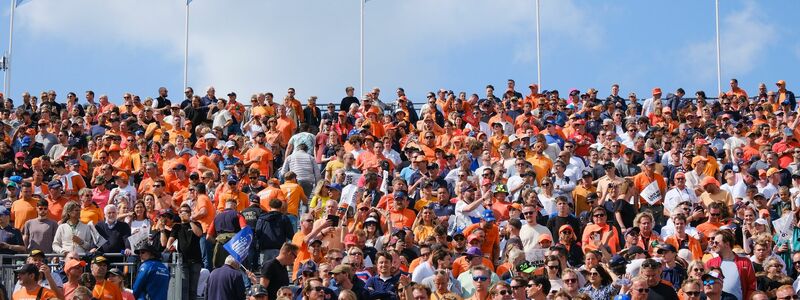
{"left": 254, "top": 211, "right": 294, "bottom": 250}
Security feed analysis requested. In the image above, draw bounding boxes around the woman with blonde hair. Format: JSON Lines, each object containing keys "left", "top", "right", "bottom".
{"left": 686, "top": 260, "right": 706, "bottom": 281}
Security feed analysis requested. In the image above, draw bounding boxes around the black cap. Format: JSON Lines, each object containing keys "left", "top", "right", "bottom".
{"left": 14, "top": 264, "right": 39, "bottom": 275}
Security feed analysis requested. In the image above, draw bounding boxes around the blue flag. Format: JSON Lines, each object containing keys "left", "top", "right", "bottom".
{"left": 15, "top": 0, "right": 30, "bottom": 7}
{"left": 187, "top": 0, "right": 192, "bottom": 4}
{"left": 223, "top": 226, "right": 253, "bottom": 264}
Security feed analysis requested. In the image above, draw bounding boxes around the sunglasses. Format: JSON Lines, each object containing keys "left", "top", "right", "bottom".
{"left": 634, "top": 288, "right": 650, "bottom": 293}
{"left": 496, "top": 290, "right": 511, "bottom": 296}
{"left": 472, "top": 276, "right": 489, "bottom": 282}
{"left": 702, "top": 280, "right": 716, "bottom": 286}
{"left": 563, "top": 278, "right": 577, "bottom": 283}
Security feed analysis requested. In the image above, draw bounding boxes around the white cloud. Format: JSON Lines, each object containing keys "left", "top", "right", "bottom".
{"left": 14, "top": 0, "right": 601, "bottom": 101}
{"left": 683, "top": 0, "right": 776, "bottom": 83}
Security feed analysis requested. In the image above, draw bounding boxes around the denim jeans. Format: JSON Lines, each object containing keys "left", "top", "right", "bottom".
{"left": 200, "top": 236, "right": 213, "bottom": 271}
{"left": 259, "top": 249, "right": 280, "bottom": 267}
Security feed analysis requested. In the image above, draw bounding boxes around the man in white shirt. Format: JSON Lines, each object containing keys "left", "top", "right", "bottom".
{"left": 641, "top": 87, "right": 663, "bottom": 116}
{"left": 519, "top": 204, "right": 552, "bottom": 253}
{"left": 664, "top": 172, "right": 699, "bottom": 215}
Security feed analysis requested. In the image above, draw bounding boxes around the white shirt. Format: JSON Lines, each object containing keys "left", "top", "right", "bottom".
{"left": 757, "top": 182, "right": 778, "bottom": 199}
{"left": 720, "top": 260, "right": 743, "bottom": 300}
{"left": 664, "top": 187, "right": 698, "bottom": 214}
{"left": 212, "top": 109, "right": 232, "bottom": 130}
{"left": 685, "top": 170, "right": 705, "bottom": 192}
{"left": 520, "top": 223, "right": 552, "bottom": 253}
{"left": 411, "top": 261, "right": 435, "bottom": 283}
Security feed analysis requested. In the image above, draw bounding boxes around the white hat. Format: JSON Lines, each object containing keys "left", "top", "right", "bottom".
{"left": 225, "top": 141, "right": 236, "bottom": 148}
{"left": 754, "top": 218, "right": 769, "bottom": 226}
{"left": 204, "top": 133, "right": 217, "bottom": 140}
{"left": 508, "top": 134, "right": 518, "bottom": 143}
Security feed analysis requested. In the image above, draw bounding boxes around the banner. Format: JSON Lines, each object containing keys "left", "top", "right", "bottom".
{"left": 340, "top": 184, "right": 360, "bottom": 208}
{"left": 773, "top": 214, "right": 794, "bottom": 245}
{"left": 639, "top": 181, "right": 662, "bottom": 205}
{"left": 128, "top": 227, "right": 149, "bottom": 252}
{"left": 524, "top": 248, "right": 548, "bottom": 267}
{"left": 223, "top": 226, "right": 254, "bottom": 263}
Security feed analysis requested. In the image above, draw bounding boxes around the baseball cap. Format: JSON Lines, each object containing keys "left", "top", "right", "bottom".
{"left": 625, "top": 246, "right": 647, "bottom": 257}
{"left": 330, "top": 264, "right": 352, "bottom": 275}
{"left": 47, "top": 180, "right": 63, "bottom": 189}
{"left": 227, "top": 174, "right": 238, "bottom": 183}
{"left": 92, "top": 256, "right": 108, "bottom": 265}
{"left": 481, "top": 209, "right": 496, "bottom": 222}
{"left": 64, "top": 259, "right": 87, "bottom": 272}
{"left": 225, "top": 140, "right": 236, "bottom": 148}
{"left": 0, "top": 206, "right": 9, "bottom": 216}
{"left": 14, "top": 152, "right": 25, "bottom": 159}
{"left": 464, "top": 247, "right": 483, "bottom": 258}
{"left": 701, "top": 270, "right": 724, "bottom": 282}
{"left": 609, "top": 254, "right": 628, "bottom": 267}
{"left": 516, "top": 261, "right": 536, "bottom": 274}
{"left": 248, "top": 194, "right": 260, "bottom": 203}
{"left": 625, "top": 227, "right": 641, "bottom": 236}
{"left": 203, "top": 133, "right": 217, "bottom": 140}
{"left": 655, "top": 243, "right": 677, "bottom": 253}
{"left": 248, "top": 284, "right": 268, "bottom": 296}
{"left": 13, "top": 264, "right": 39, "bottom": 275}
{"left": 344, "top": 234, "right": 358, "bottom": 246}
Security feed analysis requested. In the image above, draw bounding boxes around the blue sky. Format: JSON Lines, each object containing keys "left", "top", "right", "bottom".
{"left": 1, "top": 0, "right": 799, "bottom": 105}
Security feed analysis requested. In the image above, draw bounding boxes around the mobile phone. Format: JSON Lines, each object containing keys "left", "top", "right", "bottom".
{"left": 327, "top": 215, "right": 340, "bottom": 227}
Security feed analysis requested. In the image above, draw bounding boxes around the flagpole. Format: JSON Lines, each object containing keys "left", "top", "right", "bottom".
{"left": 4, "top": 0, "right": 16, "bottom": 96}
{"left": 535, "top": 0, "right": 541, "bottom": 89}
{"left": 715, "top": 0, "right": 721, "bottom": 96}
{"left": 184, "top": 0, "right": 189, "bottom": 92}
{"left": 359, "top": 0, "right": 364, "bottom": 99}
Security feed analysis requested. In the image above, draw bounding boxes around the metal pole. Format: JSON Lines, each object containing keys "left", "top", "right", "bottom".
{"left": 360, "top": 0, "right": 364, "bottom": 99}
{"left": 4, "top": 0, "right": 16, "bottom": 96}
{"left": 535, "top": 0, "right": 541, "bottom": 89}
{"left": 184, "top": 1, "right": 190, "bottom": 92}
{"left": 715, "top": 0, "right": 721, "bottom": 96}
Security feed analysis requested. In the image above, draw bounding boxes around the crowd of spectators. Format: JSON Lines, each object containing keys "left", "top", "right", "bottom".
{"left": 0, "top": 78, "right": 798, "bottom": 300}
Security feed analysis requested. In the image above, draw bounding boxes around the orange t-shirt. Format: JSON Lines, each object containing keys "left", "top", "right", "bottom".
{"left": 11, "top": 198, "right": 38, "bottom": 229}
{"left": 463, "top": 223, "right": 500, "bottom": 258}
{"left": 93, "top": 279, "right": 123, "bottom": 300}
{"left": 276, "top": 117, "right": 297, "bottom": 143}
{"left": 389, "top": 208, "right": 416, "bottom": 229}
{"left": 12, "top": 286, "right": 57, "bottom": 300}
{"left": 215, "top": 190, "right": 248, "bottom": 212}
{"left": 46, "top": 196, "right": 69, "bottom": 221}
{"left": 193, "top": 195, "right": 216, "bottom": 231}
{"left": 259, "top": 187, "right": 288, "bottom": 211}
{"left": 280, "top": 182, "right": 306, "bottom": 217}
{"left": 632, "top": 172, "right": 666, "bottom": 205}
{"left": 81, "top": 205, "right": 104, "bottom": 224}
{"left": 452, "top": 256, "right": 495, "bottom": 278}
{"left": 244, "top": 146, "right": 274, "bottom": 177}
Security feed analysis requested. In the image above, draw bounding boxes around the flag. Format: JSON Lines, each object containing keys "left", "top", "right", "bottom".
{"left": 223, "top": 226, "right": 253, "bottom": 263}
{"left": 15, "top": 0, "right": 30, "bottom": 7}
{"left": 187, "top": 0, "right": 192, "bottom": 4}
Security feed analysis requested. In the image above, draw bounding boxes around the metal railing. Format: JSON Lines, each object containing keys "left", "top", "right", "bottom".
{"left": 0, "top": 252, "right": 184, "bottom": 300}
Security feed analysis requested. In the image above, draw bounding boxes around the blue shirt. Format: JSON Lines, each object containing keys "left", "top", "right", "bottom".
{"left": 544, "top": 133, "right": 565, "bottom": 149}
{"left": 218, "top": 155, "right": 241, "bottom": 172}
{"left": 364, "top": 272, "right": 404, "bottom": 300}
{"left": 133, "top": 259, "right": 170, "bottom": 300}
